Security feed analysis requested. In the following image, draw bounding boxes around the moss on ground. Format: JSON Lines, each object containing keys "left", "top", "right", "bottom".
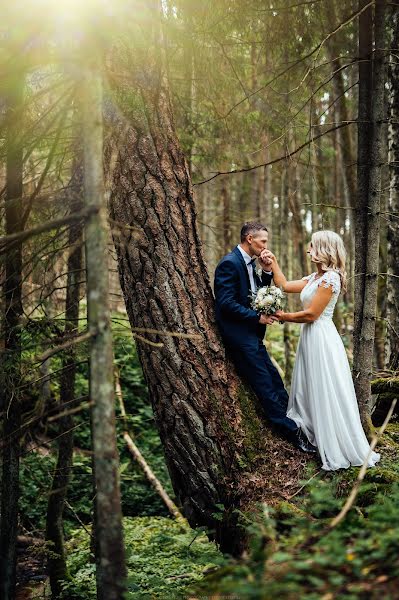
{"left": 65, "top": 516, "right": 227, "bottom": 599}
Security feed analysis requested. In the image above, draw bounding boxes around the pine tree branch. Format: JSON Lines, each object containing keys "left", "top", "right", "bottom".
{"left": 0, "top": 207, "right": 98, "bottom": 252}
{"left": 194, "top": 122, "right": 350, "bottom": 185}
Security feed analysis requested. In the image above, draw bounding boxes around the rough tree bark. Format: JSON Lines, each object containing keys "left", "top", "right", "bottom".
{"left": 81, "top": 50, "right": 126, "bottom": 596}
{"left": 353, "top": 0, "right": 388, "bottom": 428}
{"left": 386, "top": 4, "right": 399, "bottom": 371}
{"left": 45, "top": 149, "right": 83, "bottom": 598}
{"left": 0, "top": 67, "right": 24, "bottom": 600}
{"left": 108, "top": 42, "right": 305, "bottom": 554}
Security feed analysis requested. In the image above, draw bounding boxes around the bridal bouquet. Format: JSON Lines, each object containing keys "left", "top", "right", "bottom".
{"left": 251, "top": 285, "right": 285, "bottom": 315}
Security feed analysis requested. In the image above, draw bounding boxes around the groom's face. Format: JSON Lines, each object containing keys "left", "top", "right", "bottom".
{"left": 248, "top": 231, "right": 269, "bottom": 256}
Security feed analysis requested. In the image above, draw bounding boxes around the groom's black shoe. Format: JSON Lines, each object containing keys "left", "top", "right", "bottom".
{"left": 294, "top": 429, "right": 318, "bottom": 454}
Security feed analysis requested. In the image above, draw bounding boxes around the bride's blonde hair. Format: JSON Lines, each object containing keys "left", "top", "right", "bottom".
{"left": 310, "top": 230, "right": 347, "bottom": 292}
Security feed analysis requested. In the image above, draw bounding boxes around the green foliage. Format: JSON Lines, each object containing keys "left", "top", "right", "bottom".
{"left": 60, "top": 434, "right": 399, "bottom": 600}
{"left": 19, "top": 322, "right": 173, "bottom": 537}
{"left": 189, "top": 451, "right": 399, "bottom": 599}
{"left": 112, "top": 326, "right": 174, "bottom": 517}
{"left": 19, "top": 452, "right": 57, "bottom": 534}
{"left": 19, "top": 452, "right": 93, "bottom": 533}
{"left": 63, "top": 517, "right": 227, "bottom": 599}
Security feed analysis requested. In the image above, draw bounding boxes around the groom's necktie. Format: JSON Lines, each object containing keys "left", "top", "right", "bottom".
{"left": 248, "top": 258, "right": 257, "bottom": 293}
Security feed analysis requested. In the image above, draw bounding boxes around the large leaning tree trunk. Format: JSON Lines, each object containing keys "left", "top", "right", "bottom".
{"left": 107, "top": 46, "right": 305, "bottom": 556}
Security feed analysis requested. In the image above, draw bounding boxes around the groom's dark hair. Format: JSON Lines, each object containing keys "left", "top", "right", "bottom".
{"left": 240, "top": 222, "right": 268, "bottom": 242}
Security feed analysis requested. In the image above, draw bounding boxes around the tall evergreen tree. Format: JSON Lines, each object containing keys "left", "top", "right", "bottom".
{"left": 0, "top": 63, "right": 24, "bottom": 600}
{"left": 82, "top": 44, "right": 126, "bottom": 597}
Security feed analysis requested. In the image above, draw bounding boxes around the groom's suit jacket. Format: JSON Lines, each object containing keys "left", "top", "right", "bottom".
{"left": 214, "top": 246, "right": 273, "bottom": 348}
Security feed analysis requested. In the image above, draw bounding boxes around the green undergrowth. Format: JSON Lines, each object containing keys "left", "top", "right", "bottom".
{"left": 61, "top": 435, "right": 399, "bottom": 600}
{"left": 61, "top": 442, "right": 399, "bottom": 599}
{"left": 19, "top": 319, "right": 173, "bottom": 535}
{"left": 188, "top": 442, "right": 399, "bottom": 600}
{"left": 18, "top": 313, "right": 399, "bottom": 599}
{"left": 62, "top": 516, "right": 227, "bottom": 599}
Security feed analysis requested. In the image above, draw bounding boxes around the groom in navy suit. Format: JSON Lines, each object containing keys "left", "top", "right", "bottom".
{"left": 214, "top": 222, "right": 316, "bottom": 452}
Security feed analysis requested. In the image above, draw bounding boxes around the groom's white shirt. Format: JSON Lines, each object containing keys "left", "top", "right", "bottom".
{"left": 237, "top": 245, "right": 272, "bottom": 294}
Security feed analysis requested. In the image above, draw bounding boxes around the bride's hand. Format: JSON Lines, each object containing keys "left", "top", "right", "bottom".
{"left": 275, "top": 310, "right": 286, "bottom": 322}
{"left": 259, "top": 250, "right": 276, "bottom": 270}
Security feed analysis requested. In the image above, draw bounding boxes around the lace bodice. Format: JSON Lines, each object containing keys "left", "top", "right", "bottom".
{"left": 300, "top": 271, "right": 341, "bottom": 321}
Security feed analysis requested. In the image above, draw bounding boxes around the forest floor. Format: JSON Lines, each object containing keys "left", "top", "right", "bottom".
{"left": 16, "top": 426, "right": 399, "bottom": 599}
{"left": 15, "top": 324, "right": 399, "bottom": 599}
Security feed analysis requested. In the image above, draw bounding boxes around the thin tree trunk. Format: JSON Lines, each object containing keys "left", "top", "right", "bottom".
{"left": 311, "top": 102, "right": 327, "bottom": 229}
{"left": 45, "top": 151, "right": 84, "bottom": 598}
{"left": 353, "top": 0, "right": 373, "bottom": 368}
{"left": 280, "top": 162, "right": 293, "bottom": 381}
{"left": 81, "top": 51, "right": 126, "bottom": 597}
{"left": 375, "top": 266, "right": 386, "bottom": 370}
{"left": 0, "top": 68, "right": 24, "bottom": 600}
{"left": 289, "top": 163, "right": 307, "bottom": 275}
{"left": 386, "top": 4, "right": 399, "bottom": 371}
{"left": 354, "top": 0, "right": 388, "bottom": 427}
{"left": 257, "top": 156, "right": 266, "bottom": 222}
{"left": 311, "top": 167, "right": 318, "bottom": 231}
{"left": 263, "top": 149, "right": 272, "bottom": 227}
{"left": 250, "top": 42, "right": 261, "bottom": 219}
{"left": 182, "top": 6, "right": 195, "bottom": 176}
{"left": 332, "top": 108, "right": 343, "bottom": 333}
{"left": 221, "top": 176, "right": 231, "bottom": 254}
{"left": 238, "top": 172, "right": 247, "bottom": 220}
{"left": 325, "top": 1, "right": 357, "bottom": 206}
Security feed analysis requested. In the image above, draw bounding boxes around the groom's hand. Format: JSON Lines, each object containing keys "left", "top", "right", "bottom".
{"left": 259, "top": 314, "right": 278, "bottom": 325}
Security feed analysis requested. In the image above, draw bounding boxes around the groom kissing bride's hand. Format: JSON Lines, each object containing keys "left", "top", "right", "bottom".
{"left": 214, "top": 221, "right": 317, "bottom": 454}
{"left": 259, "top": 248, "right": 276, "bottom": 268}
{"left": 215, "top": 223, "right": 380, "bottom": 467}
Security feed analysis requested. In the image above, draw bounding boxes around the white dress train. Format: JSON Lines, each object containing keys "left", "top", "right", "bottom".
{"left": 287, "top": 270, "right": 380, "bottom": 471}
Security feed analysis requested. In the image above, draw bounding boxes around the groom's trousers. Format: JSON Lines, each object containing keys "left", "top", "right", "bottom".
{"left": 226, "top": 337, "right": 298, "bottom": 438}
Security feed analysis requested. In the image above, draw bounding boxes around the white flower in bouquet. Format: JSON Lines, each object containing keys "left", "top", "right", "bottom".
{"left": 251, "top": 285, "right": 286, "bottom": 315}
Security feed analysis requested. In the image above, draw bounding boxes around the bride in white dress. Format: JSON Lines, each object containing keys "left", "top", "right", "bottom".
{"left": 264, "top": 230, "right": 380, "bottom": 471}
